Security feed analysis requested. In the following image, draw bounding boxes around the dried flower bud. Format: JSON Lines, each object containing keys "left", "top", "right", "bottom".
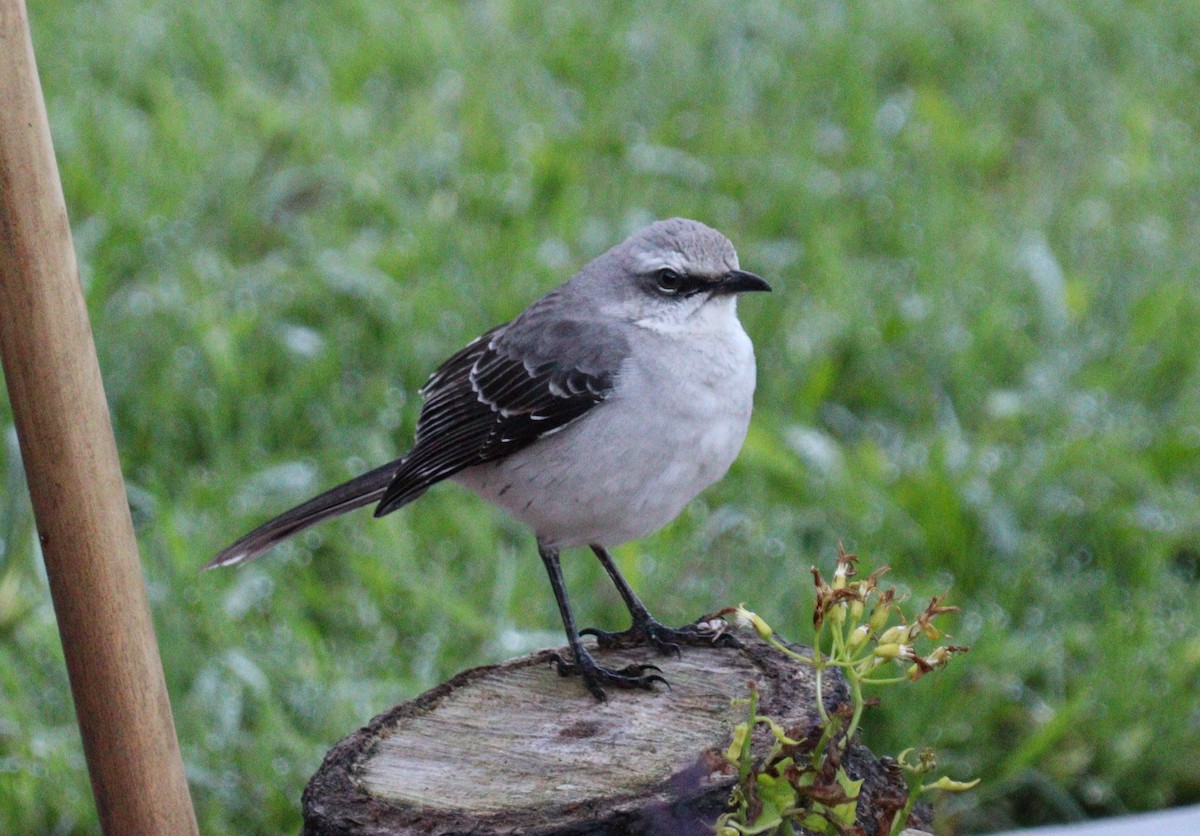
{"left": 865, "top": 565, "right": 891, "bottom": 588}
{"left": 849, "top": 597, "right": 865, "bottom": 622}
{"left": 732, "top": 605, "right": 773, "bottom": 640}
{"left": 873, "top": 642, "right": 907, "bottom": 660}
{"left": 856, "top": 656, "right": 883, "bottom": 677}
{"left": 910, "top": 594, "right": 959, "bottom": 641}
{"left": 811, "top": 566, "right": 831, "bottom": 630}
{"left": 927, "top": 645, "right": 970, "bottom": 669}
{"left": 847, "top": 624, "right": 870, "bottom": 653}
{"left": 869, "top": 593, "right": 894, "bottom": 634}
{"left": 833, "top": 544, "right": 858, "bottom": 590}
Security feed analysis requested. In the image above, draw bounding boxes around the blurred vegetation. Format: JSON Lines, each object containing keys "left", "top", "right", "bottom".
{"left": 2, "top": 1, "right": 1198, "bottom": 832}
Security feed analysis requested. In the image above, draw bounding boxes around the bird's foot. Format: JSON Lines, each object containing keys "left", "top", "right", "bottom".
{"left": 552, "top": 648, "right": 667, "bottom": 702}
{"left": 581, "top": 614, "right": 742, "bottom": 657}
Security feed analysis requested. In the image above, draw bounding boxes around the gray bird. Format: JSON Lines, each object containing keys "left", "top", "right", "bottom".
{"left": 208, "top": 217, "right": 770, "bottom": 699}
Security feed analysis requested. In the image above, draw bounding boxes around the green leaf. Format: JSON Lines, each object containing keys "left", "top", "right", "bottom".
{"left": 757, "top": 771, "right": 798, "bottom": 815}
{"left": 830, "top": 767, "right": 864, "bottom": 826}
{"left": 922, "top": 776, "right": 981, "bottom": 792}
{"left": 725, "top": 721, "right": 750, "bottom": 766}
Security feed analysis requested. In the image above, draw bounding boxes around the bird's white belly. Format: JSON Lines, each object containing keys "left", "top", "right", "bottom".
{"left": 453, "top": 320, "right": 756, "bottom": 548}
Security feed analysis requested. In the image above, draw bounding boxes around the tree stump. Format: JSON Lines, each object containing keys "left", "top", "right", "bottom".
{"left": 302, "top": 637, "right": 929, "bottom": 835}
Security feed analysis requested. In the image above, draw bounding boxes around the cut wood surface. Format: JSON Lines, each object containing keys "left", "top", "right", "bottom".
{"left": 303, "top": 636, "right": 929, "bottom": 835}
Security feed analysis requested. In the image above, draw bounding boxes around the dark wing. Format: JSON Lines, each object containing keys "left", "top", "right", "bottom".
{"left": 374, "top": 311, "right": 627, "bottom": 515}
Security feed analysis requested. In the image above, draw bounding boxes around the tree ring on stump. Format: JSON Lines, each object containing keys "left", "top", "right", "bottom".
{"left": 302, "top": 637, "right": 927, "bottom": 835}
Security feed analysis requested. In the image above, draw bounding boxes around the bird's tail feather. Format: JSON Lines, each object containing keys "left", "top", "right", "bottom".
{"left": 205, "top": 461, "right": 401, "bottom": 570}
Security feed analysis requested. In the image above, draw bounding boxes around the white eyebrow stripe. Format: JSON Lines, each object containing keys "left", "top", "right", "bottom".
{"left": 635, "top": 251, "right": 688, "bottom": 273}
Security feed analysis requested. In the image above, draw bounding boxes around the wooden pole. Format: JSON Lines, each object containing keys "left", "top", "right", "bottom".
{"left": 0, "top": 2, "right": 198, "bottom": 832}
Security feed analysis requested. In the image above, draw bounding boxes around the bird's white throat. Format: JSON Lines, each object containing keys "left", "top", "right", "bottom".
{"left": 632, "top": 292, "right": 741, "bottom": 337}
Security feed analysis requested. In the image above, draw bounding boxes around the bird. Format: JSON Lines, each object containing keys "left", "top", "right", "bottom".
{"left": 207, "top": 217, "right": 770, "bottom": 700}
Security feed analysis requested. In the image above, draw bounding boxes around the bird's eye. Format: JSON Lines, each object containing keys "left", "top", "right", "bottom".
{"left": 655, "top": 269, "right": 683, "bottom": 294}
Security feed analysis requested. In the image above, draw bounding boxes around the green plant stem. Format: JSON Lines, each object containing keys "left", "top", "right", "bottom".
{"left": 741, "top": 686, "right": 759, "bottom": 778}
{"left": 845, "top": 673, "right": 865, "bottom": 742}
{"left": 888, "top": 785, "right": 919, "bottom": 836}
{"left": 761, "top": 626, "right": 827, "bottom": 722}
{"left": 764, "top": 634, "right": 814, "bottom": 665}
{"left": 861, "top": 675, "right": 909, "bottom": 686}
{"left": 830, "top": 612, "right": 849, "bottom": 658}
{"left": 814, "top": 660, "right": 830, "bottom": 726}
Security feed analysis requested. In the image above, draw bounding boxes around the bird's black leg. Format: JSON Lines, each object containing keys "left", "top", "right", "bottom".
{"left": 580, "top": 544, "right": 741, "bottom": 654}
{"left": 537, "top": 540, "right": 666, "bottom": 701}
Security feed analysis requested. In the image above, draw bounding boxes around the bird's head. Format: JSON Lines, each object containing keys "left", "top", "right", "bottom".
{"left": 572, "top": 218, "right": 770, "bottom": 329}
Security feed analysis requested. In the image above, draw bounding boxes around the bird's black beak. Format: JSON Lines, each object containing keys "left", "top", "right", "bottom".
{"left": 713, "top": 269, "right": 772, "bottom": 295}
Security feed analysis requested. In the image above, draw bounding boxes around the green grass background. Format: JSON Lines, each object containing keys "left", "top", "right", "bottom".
{"left": 2, "top": 1, "right": 1199, "bottom": 832}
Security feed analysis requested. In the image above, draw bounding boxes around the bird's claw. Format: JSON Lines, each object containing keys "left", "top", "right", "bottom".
{"left": 551, "top": 652, "right": 667, "bottom": 701}
{"left": 562, "top": 615, "right": 739, "bottom": 699}
{"left": 581, "top": 616, "right": 742, "bottom": 655}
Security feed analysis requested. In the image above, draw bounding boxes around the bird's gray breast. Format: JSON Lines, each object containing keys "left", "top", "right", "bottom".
{"left": 454, "top": 309, "right": 757, "bottom": 548}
